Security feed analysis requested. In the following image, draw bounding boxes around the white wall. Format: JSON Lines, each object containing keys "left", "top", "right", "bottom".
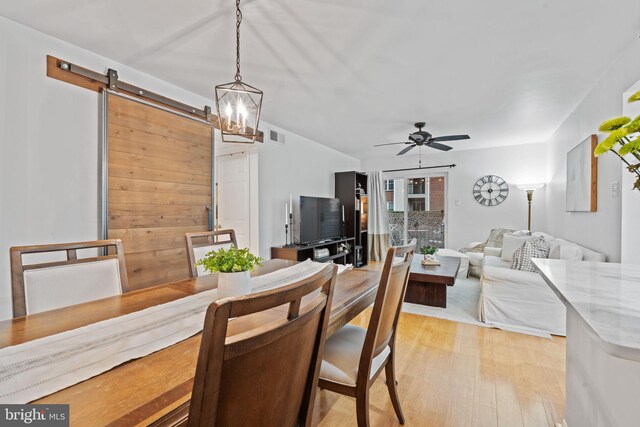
{"left": 621, "top": 79, "right": 640, "bottom": 263}
{"left": 361, "top": 143, "right": 548, "bottom": 250}
{"left": 545, "top": 39, "right": 640, "bottom": 262}
{"left": 0, "top": 16, "right": 359, "bottom": 319}
{"left": 256, "top": 125, "right": 360, "bottom": 258}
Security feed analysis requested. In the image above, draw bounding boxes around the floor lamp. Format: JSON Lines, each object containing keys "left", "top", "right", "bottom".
{"left": 516, "top": 184, "right": 545, "bottom": 231}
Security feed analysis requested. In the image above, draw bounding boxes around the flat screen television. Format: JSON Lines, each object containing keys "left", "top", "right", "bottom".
{"left": 299, "top": 196, "right": 341, "bottom": 244}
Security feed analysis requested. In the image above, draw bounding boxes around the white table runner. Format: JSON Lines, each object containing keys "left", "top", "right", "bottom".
{"left": 0, "top": 260, "right": 341, "bottom": 404}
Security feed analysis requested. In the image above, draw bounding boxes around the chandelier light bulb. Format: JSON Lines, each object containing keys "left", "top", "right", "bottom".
{"left": 239, "top": 101, "right": 248, "bottom": 129}
{"left": 225, "top": 103, "right": 233, "bottom": 130}
{"left": 235, "top": 94, "right": 241, "bottom": 130}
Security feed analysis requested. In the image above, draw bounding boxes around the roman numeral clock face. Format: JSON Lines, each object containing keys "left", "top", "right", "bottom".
{"left": 473, "top": 175, "right": 509, "bottom": 206}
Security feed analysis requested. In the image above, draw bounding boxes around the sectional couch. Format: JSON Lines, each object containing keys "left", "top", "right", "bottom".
{"left": 464, "top": 232, "right": 606, "bottom": 336}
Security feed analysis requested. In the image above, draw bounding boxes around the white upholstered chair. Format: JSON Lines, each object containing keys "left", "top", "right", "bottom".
{"left": 318, "top": 240, "right": 415, "bottom": 427}
{"left": 10, "top": 239, "right": 129, "bottom": 318}
{"left": 185, "top": 229, "right": 238, "bottom": 277}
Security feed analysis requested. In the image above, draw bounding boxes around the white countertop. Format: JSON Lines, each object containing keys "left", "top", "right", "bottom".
{"left": 533, "top": 259, "right": 640, "bottom": 361}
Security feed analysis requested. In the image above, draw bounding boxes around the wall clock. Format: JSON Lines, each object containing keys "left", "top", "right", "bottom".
{"left": 473, "top": 175, "right": 509, "bottom": 206}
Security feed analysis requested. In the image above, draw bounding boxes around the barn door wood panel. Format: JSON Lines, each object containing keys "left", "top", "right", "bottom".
{"left": 105, "top": 93, "right": 213, "bottom": 290}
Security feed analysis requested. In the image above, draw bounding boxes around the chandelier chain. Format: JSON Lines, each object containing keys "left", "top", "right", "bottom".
{"left": 235, "top": 0, "right": 243, "bottom": 82}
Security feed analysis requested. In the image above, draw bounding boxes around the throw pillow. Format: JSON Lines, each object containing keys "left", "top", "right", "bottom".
{"left": 501, "top": 234, "right": 535, "bottom": 263}
{"left": 548, "top": 240, "right": 562, "bottom": 259}
{"left": 559, "top": 243, "right": 583, "bottom": 261}
{"left": 460, "top": 227, "right": 514, "bottom": 254}
{"left": 548, "top": 241, "right": 583, "bottom": 261}
{"left": 486, "top": 228, "right": 515, "bottom": 248}
{"left": 532, "top": 231, "right": 554, "bottom": 242}
{"left": 461, "top": 241, "right": 486, "bottom": 253}
{"left": 548, "top": 238, "right": 570, "bottom": 259}
{"left": 511, "top": 237, "right": 551, "bottom": 272}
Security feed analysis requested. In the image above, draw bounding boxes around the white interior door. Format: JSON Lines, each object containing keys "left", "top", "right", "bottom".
{"left": 216, "top": 152, "right": 251, "bottom": 249}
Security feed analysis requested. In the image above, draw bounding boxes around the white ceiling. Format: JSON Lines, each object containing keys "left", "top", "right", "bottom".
{"left": 2, "top": 0, "right": 639, "bottom": 159}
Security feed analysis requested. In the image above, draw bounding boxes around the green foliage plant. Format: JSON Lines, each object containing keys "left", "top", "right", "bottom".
{"left": 419, "top": 245, "right": 438, "bottom": 256}
{"left": 195, "top": 245, "right": 263, "bottom": 273}
{"left": 594, "top": 90, "right": 640, "bottom": 191}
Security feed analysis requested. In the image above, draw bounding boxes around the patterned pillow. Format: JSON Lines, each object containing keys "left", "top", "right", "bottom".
{"left": 461, "top": 228, "right": 514, "bottom": 253}
{"left": 486, "top": 227, "right": 516, "bottom": 248}
{"left": 511, "top": 237, "right": 550, "bottom": 272}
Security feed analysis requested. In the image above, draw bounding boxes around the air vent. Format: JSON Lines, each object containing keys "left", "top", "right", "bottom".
{"left": 269, "top": 129, "right": 285, "bottom": 144}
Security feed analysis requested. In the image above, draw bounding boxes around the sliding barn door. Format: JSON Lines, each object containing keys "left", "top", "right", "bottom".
{"left": 105, "top": 93, "right": 213, "bottom": 290}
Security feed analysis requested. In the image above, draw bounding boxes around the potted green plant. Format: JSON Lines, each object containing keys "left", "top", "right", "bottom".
{"left": 594, "top": 90, "right": 640, "bottom": 191}
{"left": 195, "top": 246, "right": 263, "bottom": 296}
{"left": 419, "top": 245, "right": 438, "bottom": 260}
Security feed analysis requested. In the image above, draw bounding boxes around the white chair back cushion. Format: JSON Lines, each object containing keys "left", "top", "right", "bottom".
{"left": 192, "top": 243, "right": 233, "bottom": 277}
{"left": 23, "top": 259, "right": 123, "bottom": 315}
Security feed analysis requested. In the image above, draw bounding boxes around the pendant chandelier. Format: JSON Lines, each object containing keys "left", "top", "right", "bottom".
{"left": 215, "top": 0, "right": 263, "bottom": 144}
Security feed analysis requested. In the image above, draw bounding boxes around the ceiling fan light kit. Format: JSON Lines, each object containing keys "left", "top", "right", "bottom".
{"left": 215, "top": 0, "right": 263, "bottom": 144}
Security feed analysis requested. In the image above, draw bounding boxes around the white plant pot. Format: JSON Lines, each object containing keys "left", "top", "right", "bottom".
{"left": 217, "top": 270, "right": 251, "bottom": 299}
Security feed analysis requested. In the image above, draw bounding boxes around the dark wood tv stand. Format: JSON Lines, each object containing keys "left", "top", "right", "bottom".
{"left": 271, "top": 237, "right": 356, "bottom": 265}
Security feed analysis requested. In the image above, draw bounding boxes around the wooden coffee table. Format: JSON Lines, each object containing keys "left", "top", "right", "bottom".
{"left": 404, "top": 255, "right": 461, "bottom": 308}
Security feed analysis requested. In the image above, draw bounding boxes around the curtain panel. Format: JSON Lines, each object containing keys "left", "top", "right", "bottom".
{"left": 367, "top": 171, "right": 390, "bottom": 261}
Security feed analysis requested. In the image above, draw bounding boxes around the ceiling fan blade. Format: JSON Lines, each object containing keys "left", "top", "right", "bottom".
{"left": 397, "top": 145, "right": 416, "bottom": 155}
{"left": 431, "top": 134, "right": 470, "bottom": 142}
{"left": 427, "top": 142, "right": 453, "bottom": 151}
{"left": 374, "top": 142, "right": 411, "bottom": 147}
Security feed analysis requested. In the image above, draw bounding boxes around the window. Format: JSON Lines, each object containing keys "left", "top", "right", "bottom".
{"left": 408, "top": 199, "right": 425, "bottom": 211}
{"left": 386, "top": 174, "right": 447, "bottom": 248}
{"left": 407, "top": 178, "right": 426, "bottom": 195}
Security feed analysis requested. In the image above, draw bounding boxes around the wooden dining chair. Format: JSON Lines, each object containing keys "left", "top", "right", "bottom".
{"left": 185, "top": 229, "right": 238, "bottom": 277}
{"left": 186, "top": 264, "right": 337, "bottom": 427}
{"left": 318, "top": 240, "right": 416, "bottom": 427}
{"left": 10, "top": 239, "right": 129, "bottom": 318}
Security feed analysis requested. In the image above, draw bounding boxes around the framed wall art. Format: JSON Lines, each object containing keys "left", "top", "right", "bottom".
{"left": 566, "top": 134, "right": 597, "bottom": 212}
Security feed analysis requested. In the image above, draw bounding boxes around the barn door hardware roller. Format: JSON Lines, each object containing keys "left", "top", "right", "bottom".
{"left": 57, "top": 59, "right": 212, "bottom": 120}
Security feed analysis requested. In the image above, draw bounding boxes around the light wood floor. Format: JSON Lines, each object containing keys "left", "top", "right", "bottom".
{"left": 313, "top": 265, "right": 566, "bottom": 427}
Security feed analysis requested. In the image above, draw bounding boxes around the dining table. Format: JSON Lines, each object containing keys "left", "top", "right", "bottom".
{"left": 0, "top": 259, "right": 380, "bottom": 426}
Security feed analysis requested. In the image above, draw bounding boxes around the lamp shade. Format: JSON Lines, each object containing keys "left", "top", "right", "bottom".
{"left": 215, "top": 80, "right": 263, "bottom": 144}
{"left": 516, "top": 183, "right": 545, "bottom": 191}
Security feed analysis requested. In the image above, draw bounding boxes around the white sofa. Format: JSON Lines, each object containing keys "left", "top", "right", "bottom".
{"left": 462, "top": 242, "right": 485, "bottom": 278}
{"left": 475, "top": 233, "right": 606, "bottom": 336}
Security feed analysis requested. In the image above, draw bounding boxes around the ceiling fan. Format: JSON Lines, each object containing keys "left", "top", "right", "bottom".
{"left": 375, "top": 122, "right": 470, "bottom": 155}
